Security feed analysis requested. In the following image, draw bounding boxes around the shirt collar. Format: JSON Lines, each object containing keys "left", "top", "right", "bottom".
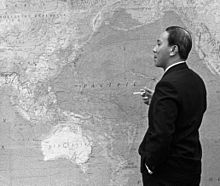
{"left": 165, "top": 61, "right": 186, "bottom": 73}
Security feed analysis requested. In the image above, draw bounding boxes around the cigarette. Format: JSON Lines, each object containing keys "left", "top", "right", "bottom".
{"left": 133, "top": 91, "right": 144, "bottom": 95}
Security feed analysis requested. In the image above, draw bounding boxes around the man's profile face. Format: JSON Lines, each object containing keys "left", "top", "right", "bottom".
{"left": 153, "top": 31, "right": 170, "bottom": 69}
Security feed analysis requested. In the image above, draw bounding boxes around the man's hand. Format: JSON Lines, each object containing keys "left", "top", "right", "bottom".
{"left": 140, "top": 87, "right": 154, "bottom": 105}
{"left": 133, "top": 87, "right": 154, "bottom": 105}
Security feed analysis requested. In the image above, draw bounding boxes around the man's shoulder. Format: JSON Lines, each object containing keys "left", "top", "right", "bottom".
{"left": 163, "top": 66, "right": 204, "bottom": 83}
{"left": 161, "top": 68, "right": 206, "bottom": 97}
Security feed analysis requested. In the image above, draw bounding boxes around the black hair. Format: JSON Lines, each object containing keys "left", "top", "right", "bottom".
{"left": 165, "top": 26, "right": 192, "bottom": 60}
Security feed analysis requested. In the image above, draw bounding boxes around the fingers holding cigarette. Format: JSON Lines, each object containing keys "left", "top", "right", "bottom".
{"left": 133, "top": 88, "right": 153, "bottom": 96}
{"left": 133, "top": 87, "right": 154, "bottom": 105}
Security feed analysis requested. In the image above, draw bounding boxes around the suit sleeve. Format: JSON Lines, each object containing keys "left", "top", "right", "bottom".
{"left": 143, "top": 81, "right": 178, "bottom": 172}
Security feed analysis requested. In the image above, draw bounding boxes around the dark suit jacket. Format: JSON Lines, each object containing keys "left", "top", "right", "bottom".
{"left": 138, "top": 63, "right": 207, "bottom": 183}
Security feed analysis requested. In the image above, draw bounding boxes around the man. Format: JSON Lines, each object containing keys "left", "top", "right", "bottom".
{"left": 138, "top": 26, "right": 207, "bottom": 186}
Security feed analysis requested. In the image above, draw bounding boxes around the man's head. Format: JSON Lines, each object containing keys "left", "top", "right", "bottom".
{"left": 153, "top": 26, "right": 192, "bottom": 70}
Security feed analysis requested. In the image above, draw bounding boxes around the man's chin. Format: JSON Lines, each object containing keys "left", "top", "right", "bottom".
{"left": 154, "top": 62, "right": 160, "bottom": 67}
{"left": 155, "top": 63, "right": 163, "bottom": 69}
{"left": 154, "top": 59, "right": 162, "bottom": 67}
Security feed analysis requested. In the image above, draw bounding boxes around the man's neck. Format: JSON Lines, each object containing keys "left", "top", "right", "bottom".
{"left": 164, "top": 60, "right": 185, "bottom": 72}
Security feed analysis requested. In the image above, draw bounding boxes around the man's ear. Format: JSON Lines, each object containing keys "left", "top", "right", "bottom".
{"left": 170, "top": 45, "right": 178, "bottom": 56}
